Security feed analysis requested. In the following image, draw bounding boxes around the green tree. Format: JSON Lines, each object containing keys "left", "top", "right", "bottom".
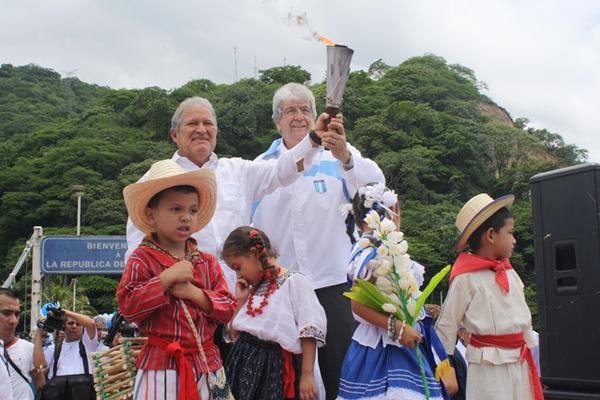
{"left": 259, "top": 65, "right": 311, "bottom": 85}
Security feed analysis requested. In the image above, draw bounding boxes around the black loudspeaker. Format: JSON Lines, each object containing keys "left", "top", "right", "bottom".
{"left": 530, "top": 163, "right": 600, "bottom": 392}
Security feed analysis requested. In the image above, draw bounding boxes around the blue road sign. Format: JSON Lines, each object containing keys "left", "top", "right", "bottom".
{"left": 41, "top": 236, "right": 127, "bottom": 275}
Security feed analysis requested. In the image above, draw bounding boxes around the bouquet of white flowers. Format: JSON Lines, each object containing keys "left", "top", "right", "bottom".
{"left": 344, "top": 209, "right": 451, "bottom": 398}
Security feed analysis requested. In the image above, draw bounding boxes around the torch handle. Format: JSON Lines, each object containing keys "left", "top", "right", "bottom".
{"left": 324, "top": 106, "right": 340, "bottom": 126}
{"left": 322, "top": 106, "right": 341, "bottom": 150}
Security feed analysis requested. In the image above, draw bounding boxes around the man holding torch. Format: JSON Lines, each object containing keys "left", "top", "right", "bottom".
{"left": 251, "top": 82, "right": 385, "bottom": 399}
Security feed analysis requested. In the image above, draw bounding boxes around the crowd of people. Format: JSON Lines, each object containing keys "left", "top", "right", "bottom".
{"left": 0, "top": 83, "right": 541, "bottom": 400}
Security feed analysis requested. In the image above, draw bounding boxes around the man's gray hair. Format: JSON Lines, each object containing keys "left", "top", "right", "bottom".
{"left": 272, "top": 83, "right": 317, "bottom": 121}
{"left": 171, "top": 97, "right": 218, "bottom": 131}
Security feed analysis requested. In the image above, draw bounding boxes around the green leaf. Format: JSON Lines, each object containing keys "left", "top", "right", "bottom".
{"left": 412, "top": 264, "right": 451, "bottom": 322}
{"left": 343, "top": 290, "right": 380, "bottom": 310}
{"left": 356, "top": 279, "right": 393, "bottom": 305}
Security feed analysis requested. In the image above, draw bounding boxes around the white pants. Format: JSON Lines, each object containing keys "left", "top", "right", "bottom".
{"left": 133, "top": 368, "right": 216, "bottom": 400}
{"left": 467, "top": 361, "right": 533, "bottom": 400}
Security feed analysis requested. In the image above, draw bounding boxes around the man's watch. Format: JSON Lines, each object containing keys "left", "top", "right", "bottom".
{"left": 342, "top": 152, "right": 354, "bottom": 171}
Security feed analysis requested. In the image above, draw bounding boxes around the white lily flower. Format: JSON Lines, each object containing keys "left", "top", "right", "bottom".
{"left": 407, "top": 300, "right": 417, "bottom": 317}
{"left": 382, "top": 303, "right": 397, "bottom": 313}
{"left": 364, "top": 210, "right": 380, "bottom": 230}
{"left": 395, "top": 254, "right": 412, "bottom": 272}
{"left": 388, "top": 242, "right": 406, "bottom": 256}
{"left": 380, "top": 219, "right": 396, "bottom": 234}
{"left": 367, "top": 260, "right": 379, "bottom": 271}
{"left": 377, "top": 263, "right": 391, "bottom": 276}
{"left": 377, "top": 245, "right": 388, "bottom": 257}
{"left": 380, "top": 258, "right": 391, "bottom": 271}
{"left": 376, "top": 276, "right": 394, "bottom": 292}
{"left": 387, "top": 230, "right": 404, "bottom": 244}
{"left": 408, "top": 283, "right": 420, "bottom": 296}
{"left": 357, "top": 237, "right": 371, "bottom": 249}
{"left": 387, "top": 293, "right": 402, "bottom": 306}
{"left": 398, "top": 269, "right": 414, "bottom": 291}
{"left": 397, "top": 240, "right": 409, "bottom": 254}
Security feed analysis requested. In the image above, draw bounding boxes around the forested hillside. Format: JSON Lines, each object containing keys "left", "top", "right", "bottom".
{"left": 0, "top": 55, "right": 587, "bottom": 322}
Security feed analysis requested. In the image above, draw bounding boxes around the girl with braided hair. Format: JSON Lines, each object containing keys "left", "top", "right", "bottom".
{"left": 337, "top": 183, "right": 457, "bottom": 399}
{"left": 222, "top": 226, "right": 327, "bottom": 400}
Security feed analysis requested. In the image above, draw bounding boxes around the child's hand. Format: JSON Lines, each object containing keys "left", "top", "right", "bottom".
{"left": 160, "top": 260, "right": 194, "bottom": 288}
{"left": 235, "top": 277, "right": 250, "bottom": 300}
{"left": 458, "top": 328, "right": 471, "bottom": 346}
{"left": 170, "top": 281, "right": 199, "bottom": 301}
{"left": 397, "top": 322, "right": 422, "bottom": 348}
{"left": 299, "top": 371, "right": 317, "bottom": 400}
{"left": 441, "top": 364, "right": 459, "bottom": 396}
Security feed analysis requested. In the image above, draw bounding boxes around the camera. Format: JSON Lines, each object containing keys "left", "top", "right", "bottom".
{"left": 103, "top": 311, "right": 139, "bottom": 347}
{"left": 38, "top": 304, "right": 67, "bottom": 332}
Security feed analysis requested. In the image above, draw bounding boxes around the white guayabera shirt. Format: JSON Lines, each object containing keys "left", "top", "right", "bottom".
{"left": 126, "top": 134, "right": 319, "bottom": 290}
{"left": 252, "top": 139, "right": 385, "bottom": 290}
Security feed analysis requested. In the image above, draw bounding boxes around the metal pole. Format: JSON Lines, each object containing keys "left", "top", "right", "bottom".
{"left": 76, "top": 193, "right": 82, "bottom": 236}
{"left": 30, "top": 226, "right": 43, "bottom": 336}
{"left": 73, "top": 185, "right": 84, "bottom": 236}
{"left": 72, "top": 278, "right": 77, "bottom": 312}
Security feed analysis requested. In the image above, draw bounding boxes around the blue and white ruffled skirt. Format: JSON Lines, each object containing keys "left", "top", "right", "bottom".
{"left": 337, "top": 339, "right": 445, "bottom": 400}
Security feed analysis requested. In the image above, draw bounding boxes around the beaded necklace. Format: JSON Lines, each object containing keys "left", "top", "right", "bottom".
{"left": 245, "top": 229, "right": 279, "bottom": 317}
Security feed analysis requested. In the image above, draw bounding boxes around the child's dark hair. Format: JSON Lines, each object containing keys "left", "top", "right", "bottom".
{"left": 345, "top": 183, "right": 396, "bottom": 244}
{"left": 467, "top": 207, "right": 513, "bottom": 251}
{"left": 222, "top": 226, "right": 278, "bottom": 271}
{"left": 147, "top": 185, "right": 198, "bottom": 208}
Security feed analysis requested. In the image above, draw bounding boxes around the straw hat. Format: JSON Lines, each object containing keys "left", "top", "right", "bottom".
{"left": 454, "top": 193, "right": 514, "bottom": 251}
{"left": 123, "top": 159, "right": 216, "bottom": 234}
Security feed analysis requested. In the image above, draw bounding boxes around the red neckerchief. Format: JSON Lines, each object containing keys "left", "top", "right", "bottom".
{"left": 470, "top": 333, "right": 544, "bottom": 400}
{"left": 450, "top": 252, "right": 512, "bottom": 293}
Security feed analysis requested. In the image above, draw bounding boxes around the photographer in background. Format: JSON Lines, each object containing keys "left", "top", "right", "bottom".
{"left": 0, "top": 288, "right": 44, "bottom": 400}
{"left": 32, "top": 307, "right": 97, "bottom": 400}
{"left": 93, "top": 316, "right": 109, "bottom": 352}
{"left": 101, "top": 311, "right": 138, "bottom": 349}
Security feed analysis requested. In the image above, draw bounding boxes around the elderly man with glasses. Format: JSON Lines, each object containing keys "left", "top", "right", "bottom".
{"left": 125, "top": 96, "right": 334, "bottom": 290}
{"left": 251, "top": 82, "right": 385, "bottom": 399}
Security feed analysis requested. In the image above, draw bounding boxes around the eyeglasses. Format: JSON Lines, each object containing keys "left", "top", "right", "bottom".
{"left": 282, "top": 106, "right": 312, "bottom": 117}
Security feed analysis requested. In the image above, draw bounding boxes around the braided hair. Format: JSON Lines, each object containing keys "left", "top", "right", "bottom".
{"left": 345, "top": 183, "right": 399, "bottom": 244}
{"left": 222, "top": 226, "right": 279, "bottom": 279}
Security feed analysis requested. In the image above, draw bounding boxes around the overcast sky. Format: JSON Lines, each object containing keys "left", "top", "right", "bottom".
{"left": 2, "top": 0, "right": 599, "bottom": 161}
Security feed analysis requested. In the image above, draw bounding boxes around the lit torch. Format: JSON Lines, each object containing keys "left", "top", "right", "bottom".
{"left": 289, "top": 12, "right": 354, "bottom": 118}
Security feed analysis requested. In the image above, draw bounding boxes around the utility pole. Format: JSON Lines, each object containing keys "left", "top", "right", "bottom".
{"left": 73, "top": 185, "right": 84, "bottom": 236}
{"left": 233, "top": 46, "right": 238, "bottom": 82}
{"left": 30, "top": 226, "right": 43, "bottom": 336}
{"left": 72, "top": 278, "right": 77, "bottom": 312}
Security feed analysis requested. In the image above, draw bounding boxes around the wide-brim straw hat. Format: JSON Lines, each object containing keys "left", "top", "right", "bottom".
{"left": 454, "top": 193, "right": 514, "bottom": 251}
{"left": 123, "top": 159, "right": 216, "bottom": 234}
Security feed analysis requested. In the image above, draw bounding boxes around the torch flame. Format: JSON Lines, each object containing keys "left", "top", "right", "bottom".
{"left": 315, "top": 33, "right": 335, "bottom": 46}
{"left": 289, "top": 11, "right": 336, "bottom": 46}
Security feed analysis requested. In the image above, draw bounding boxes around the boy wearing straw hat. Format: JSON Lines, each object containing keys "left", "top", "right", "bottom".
{"left": 435, "top": 194, "right": 543, "bottom": 400}
{"left": 117, "top": 159, "right": 236, "bottom": 400}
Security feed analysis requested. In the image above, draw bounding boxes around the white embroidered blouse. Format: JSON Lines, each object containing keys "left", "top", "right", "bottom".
{"left": 230, "top": 271, "right": 327, "bottom": 354}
